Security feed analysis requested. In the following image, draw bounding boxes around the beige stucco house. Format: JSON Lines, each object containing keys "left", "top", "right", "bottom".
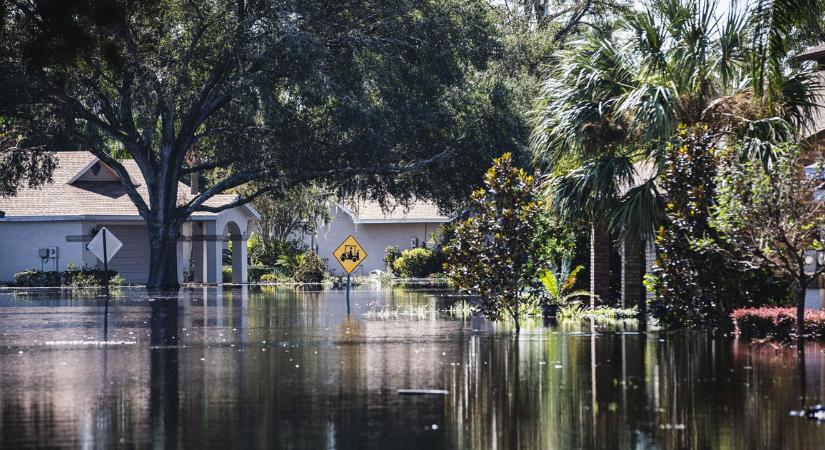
{"left": 306, "top": 200, "right": 453, "bottom": 276}
{"left": 0, "top": 151, "right": 259, "bottom": 284}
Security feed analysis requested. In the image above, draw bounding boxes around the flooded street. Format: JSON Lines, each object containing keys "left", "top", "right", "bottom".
{"left": 1, "top": 286, "right": 825, "bottom": 449}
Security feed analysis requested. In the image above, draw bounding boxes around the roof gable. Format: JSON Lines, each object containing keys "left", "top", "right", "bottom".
{"left": 67, "top": 158, "right": 122, "bottom": 184}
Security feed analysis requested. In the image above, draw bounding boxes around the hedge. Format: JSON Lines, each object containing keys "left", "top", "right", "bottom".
{"left": 221, "top": 265, "right": 275, "bottom": 283}
{"left": 731, "top": 307, "right": 825, "bottom": 339}
{"left": 249, "top": 265, "right": 274, "bottom": 282}
{"left": 392, "top": 248, "right": 444, "bottom": 278}
{"left": 14, "top": 268, "right": 121, "bottom": 287}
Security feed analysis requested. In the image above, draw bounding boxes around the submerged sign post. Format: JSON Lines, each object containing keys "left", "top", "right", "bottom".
{"left": 87, "top": 227, "right": 123, "bottom": 295}
{"left": 333, "top": 235, "right": 367, "bottom": 314}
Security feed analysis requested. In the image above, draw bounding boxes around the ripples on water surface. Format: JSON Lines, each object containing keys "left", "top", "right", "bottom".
{"left": 1, "top": 286, "right": 825, "bottom": 449}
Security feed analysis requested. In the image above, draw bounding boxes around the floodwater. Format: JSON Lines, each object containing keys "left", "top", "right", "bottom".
{"left": 1, "top": 286, "right": 825, "bottom": 449}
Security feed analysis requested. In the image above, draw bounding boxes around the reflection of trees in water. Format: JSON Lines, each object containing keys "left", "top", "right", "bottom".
{"left": 445, "top": 326, "right": 654, "bottom": 449}
{"left": 11, "top": 286, "right": 825, "bottom": 448}
{"left": 150, "top": 299, "right": 180, "bottom": 448}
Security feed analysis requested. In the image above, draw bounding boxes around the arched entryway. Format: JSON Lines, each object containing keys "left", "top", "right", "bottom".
{"left": 189, "top": 217, "right": 250, "bottom": 284}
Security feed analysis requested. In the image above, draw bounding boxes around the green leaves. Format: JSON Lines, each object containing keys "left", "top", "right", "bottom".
{"left": 445, "top": 153, "right": 545, "bottom": 331}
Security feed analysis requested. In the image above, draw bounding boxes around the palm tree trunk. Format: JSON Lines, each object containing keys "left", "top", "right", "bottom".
{"left": 590, "top": 223, "right": 611, "bottom": 308}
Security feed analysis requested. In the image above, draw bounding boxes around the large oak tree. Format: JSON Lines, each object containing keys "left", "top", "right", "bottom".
{"left": 0, "top": 0, "right": 524, "bottom": 289}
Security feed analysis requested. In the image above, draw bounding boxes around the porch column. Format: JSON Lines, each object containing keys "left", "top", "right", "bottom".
{"left": 620, "top": 233, "right": 644, "bottom": 309}
{"left": 192, "top": 221, "right": 221, "bottom": 284}
{"left": 192, "top": 222, "right": 206, "bottom": 283}
{"left": 590, "top": 223, "right": 612, "bottom": 308}
{"left": 206, "top": 235, "right": 222, "bottom": 284}
{"left": 231, "top": 237, "right": 248, "bottom": 283}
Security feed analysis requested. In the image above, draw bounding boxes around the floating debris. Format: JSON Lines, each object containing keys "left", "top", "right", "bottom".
{"left": 805, "top": 405, "right": 825, "bottom": 421}
{"left": 44, "top": 340, "right": 137, "bottom": 346}
{"left": 398, "top": 389, "right": 449, "bottom": 396}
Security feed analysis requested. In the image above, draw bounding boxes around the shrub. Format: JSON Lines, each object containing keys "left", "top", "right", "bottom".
{"left": 445, "top": 153, "right": 544, "bottom": 333}
{"left": 14, "top": 270, "right": 61, "bottom": 287}
{"left": 14, "top": 265, "right": 120, "bottom": 287}
{"left": 222, "top": 266, "right": 232, "bottom": 283}
{"left": 248, "top": 265, "right": 274, "bottom": 282}
{"left": 260, "top": 273, "right": 282, "bottom": 283}
{"left": 292, "top": 252, "right": 327, "bottom": 283}
{"left": 731, "top": 307, "right": 825, "bottom": 339}
{"left": 384, "top": 246, "right": 402, "bottom": 274}
{"left": 392, "top": 247, "right": 444, "bottom": 278}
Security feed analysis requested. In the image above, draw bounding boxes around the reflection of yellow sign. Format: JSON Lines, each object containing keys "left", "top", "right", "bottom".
{"left": 333, "top": 235, "right": 367, "bottom": 274}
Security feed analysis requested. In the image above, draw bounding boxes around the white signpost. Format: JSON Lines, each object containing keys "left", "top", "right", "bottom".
{"left": 87, "top": 227, "right": 123, "bottom": 294}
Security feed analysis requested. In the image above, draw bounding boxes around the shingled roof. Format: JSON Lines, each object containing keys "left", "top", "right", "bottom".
{"left": 0, "top": 151, "right": 244, "bottom": 219}
{"left": 339, "top": 199, "right": 452, "bottom": 224}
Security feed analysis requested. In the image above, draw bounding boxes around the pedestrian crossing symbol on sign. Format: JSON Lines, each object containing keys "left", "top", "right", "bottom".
{"left": 333, "top": 235, "right": 367, "bottom": 274}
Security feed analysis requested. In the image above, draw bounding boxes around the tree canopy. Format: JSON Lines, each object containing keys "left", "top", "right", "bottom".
{"left": 0, "top": 0, "right": 525, "bottom": 287}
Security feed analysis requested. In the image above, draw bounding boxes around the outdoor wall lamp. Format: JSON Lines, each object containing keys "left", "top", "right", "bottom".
{"left": 804, "top": 250, "right": 825, "bottom": 276}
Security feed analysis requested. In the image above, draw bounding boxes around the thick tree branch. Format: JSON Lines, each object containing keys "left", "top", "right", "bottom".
{"left": 185, "top": 148, "right": 456, "bottom": 215}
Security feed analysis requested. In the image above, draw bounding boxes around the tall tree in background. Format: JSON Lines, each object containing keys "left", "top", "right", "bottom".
{"left": 531, "top": 0, "right": 822, "bottom": 310}
{"left": 0, "top": 0, "right": 520, "bottom": 289}
{"left": 712, "top": 147, "right": 825, "bottom": 337}
{"left": 532, "top": 0, "right": 820, "bottom": 240}
{"left": 251, "top": 184, "right": 332, "bottom": 258}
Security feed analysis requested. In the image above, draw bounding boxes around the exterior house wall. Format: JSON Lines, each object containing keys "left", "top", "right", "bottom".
{"left": 309, "top": 205, "right": 445, "bottom": 276}
{"left": 0, "top": 221, "right": 85, "bottom": 281}
{"left": 81, "top": 223, "right": 152, "bottom": 284}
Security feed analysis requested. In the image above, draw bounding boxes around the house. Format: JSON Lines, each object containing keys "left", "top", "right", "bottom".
{"left": 797, "top": 44, "right": 825, "bottom": 202}
{"left": 306, "top": 200, "right": 452, "bottom": 276}
{"left": 0, "top": 151, "right": 259, "bottom": 284}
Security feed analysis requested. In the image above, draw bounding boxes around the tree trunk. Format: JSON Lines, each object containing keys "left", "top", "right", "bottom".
{"left": 511, "top": 306, "right": 521, "bottom": 335}
{"left": 796, "top": 284, "right": 807, "bottom": 339}
{"left": 147, "top": 218, "right": 181, "bottom": 291}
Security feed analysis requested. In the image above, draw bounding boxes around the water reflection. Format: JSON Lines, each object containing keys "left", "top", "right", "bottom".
{"left": 1, "top": 286, "right": 825, "bottom": 449}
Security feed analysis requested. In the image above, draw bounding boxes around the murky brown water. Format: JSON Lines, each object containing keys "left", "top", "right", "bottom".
{"left": 1, "top": 286, "right": 824, "bottom": 449}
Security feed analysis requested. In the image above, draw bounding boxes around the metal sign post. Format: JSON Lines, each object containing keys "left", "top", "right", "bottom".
{"left": 333, "top": 235, "right": 367, "bottom": 315}
{"left": 346, "top": 273, "right": 351, "bottom": 314}
{"left": 102, "top": 228, "right": 109, "bottom": 296}
{"left": 88, "top": 227, "right": 123, "bottom": 297}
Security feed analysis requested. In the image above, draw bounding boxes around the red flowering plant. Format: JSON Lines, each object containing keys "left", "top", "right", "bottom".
{"left": 732, "top": 307, "right": 825, "bottom": 340}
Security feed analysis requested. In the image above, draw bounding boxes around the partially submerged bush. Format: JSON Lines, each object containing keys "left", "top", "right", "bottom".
{"left": 259, "top": 273, "right": 285, "bottom": 283}
{"left": 14, "top": 264, "right": 120, "bottom": 287}
{"left": 384, "top": 246, "right": 402, "bottom": 275}
{"left": 392, "top": 247, "right": 444, "bottom": 278}
{"left": 248, "top": 265, "right": 274, "bottom": 282}
{"left": 292, "top": 252, "right": 327, "bottom": 283}
{"left": 732, "top": 307, "right": 825, "bottom": 339}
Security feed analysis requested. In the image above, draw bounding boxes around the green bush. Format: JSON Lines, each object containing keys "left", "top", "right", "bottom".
{"left": 384, "top": 246, "right": 402, "bottom": 274}
{"left": 222, "top": 266, "right": 232, "bottom": 283}
{"left": 293, "top": 252, "right": 327, "bottom": 283}
{"left": 260, "top": 273, "right": 283, "bottom": 283}
{"left": 14, "top": 264, "right": 120, "bottom": 287}
{"left": 248, "top": 265, "right": 274, "bottom": 282}
{"left": 392, "top": 247, "right": 444, "bottom": 278}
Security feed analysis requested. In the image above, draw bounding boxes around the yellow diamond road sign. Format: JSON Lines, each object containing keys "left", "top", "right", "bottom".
{"left": 333, "top": 235, "right": 367, "bottom": 274}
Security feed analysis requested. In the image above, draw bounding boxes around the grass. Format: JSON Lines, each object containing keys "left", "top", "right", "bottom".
{"left": 364, "top": 303, "right": 439, "bottom": 320}
{"left": 557, "top": 302, "right": 639, "bottom": 321}
{"left": 446, "top": 300, "right": 472, "bottom": 317}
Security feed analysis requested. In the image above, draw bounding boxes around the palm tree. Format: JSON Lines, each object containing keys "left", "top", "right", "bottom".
{"left": 531, "top": 0, "right": 821, "bottom": 304}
